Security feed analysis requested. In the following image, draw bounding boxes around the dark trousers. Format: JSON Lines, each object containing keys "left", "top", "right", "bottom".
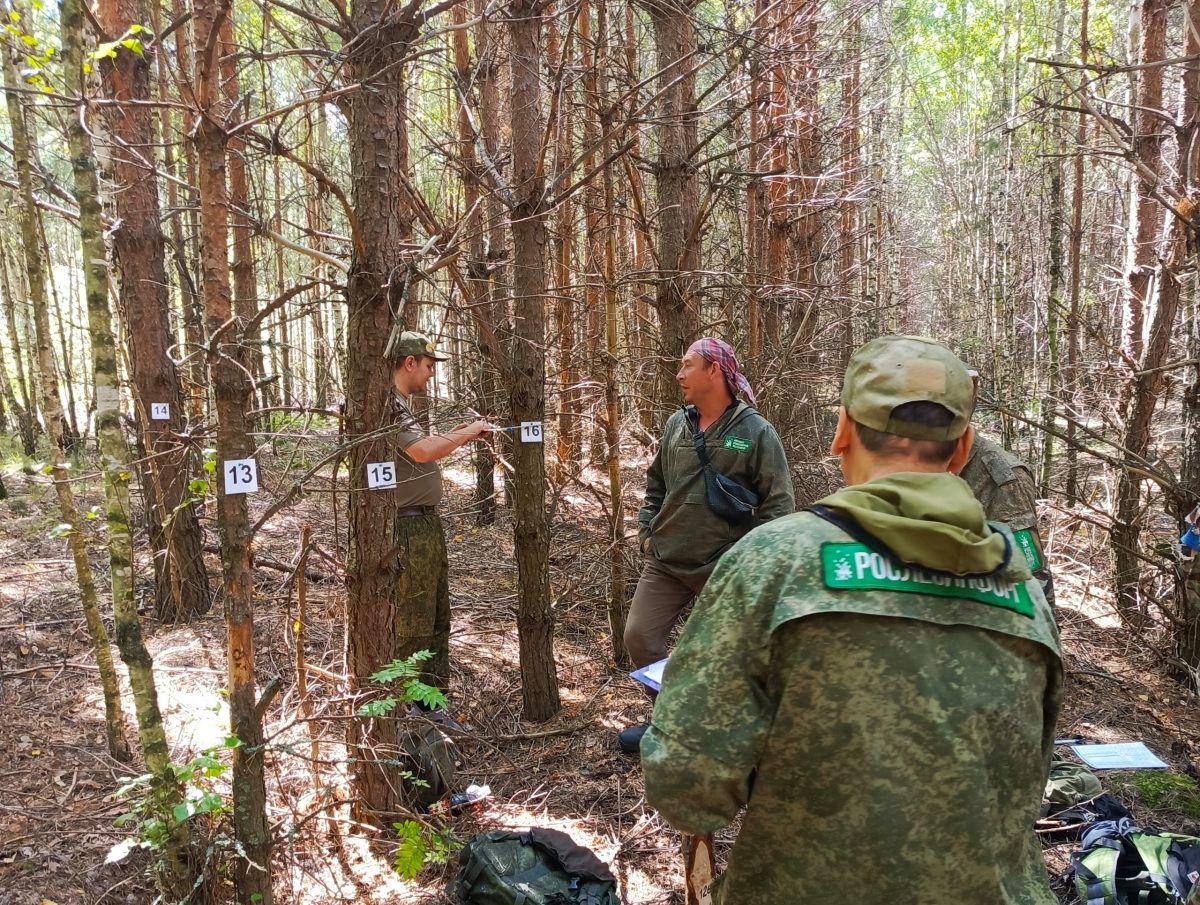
{"left": 394, "top": 512, "right": 451, "bottom": 692}
{"left": 623, "top": 557, "right": 711, "bottom": 668}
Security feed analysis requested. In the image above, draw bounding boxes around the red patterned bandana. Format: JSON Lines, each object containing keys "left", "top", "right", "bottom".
{"left": 687, "top": 337, "right": 756, "bottom": 405}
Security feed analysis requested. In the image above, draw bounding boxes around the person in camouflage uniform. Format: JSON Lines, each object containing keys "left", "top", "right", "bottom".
{"left": 642, "top": 335, "right": 1063, "bottom": 905}
{"left": 389, "top": 331, "right": 492, "bottom": 692}
{"left": 960, "top": 433, "right": 1056, "bottom": 607}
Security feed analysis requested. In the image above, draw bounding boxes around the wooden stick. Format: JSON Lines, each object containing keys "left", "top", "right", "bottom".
{"left": 293, "top": 524, "right": 321, "bottom": 783}
{"left": 684, "top": 833, "right": 715, "bottom": 905}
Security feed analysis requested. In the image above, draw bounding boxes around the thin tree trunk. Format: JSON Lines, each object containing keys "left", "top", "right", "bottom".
{"left": 508, "top": 0, "right": 561, "bottom": 721}
{"left": 221, "top": 17, "right": 264, "bottom": 401}
{"left": 478, "top": 1, "right": 512, "bottom": 510}
{"left": 457, "top": 0, "right": 499, "bottom": 524}
{"left": 0, "top": 234, "right": 37, "bottom": 453}
{"left": 597, "top": 0, "right": 627, "bottom": 664}
{"left": 1120, "top": 0, "right": 1166, "bottom": 380}
{"left": 3, "top": 22, "right": 135, "bottom": 791}
{"left": 1065, "top": 0, "right": 1089, "bottom": 505}
{"left": 642, "top": 0, "right": 701, "bottom": 410}
{"left": 549, "top": 9, "right": 581, "bottom": 472}
{"left": 1042, "top": 0, "right": 1067, "bottom": 497}
{"left": 192, "top": 0, "right": 274, "bottom": 896}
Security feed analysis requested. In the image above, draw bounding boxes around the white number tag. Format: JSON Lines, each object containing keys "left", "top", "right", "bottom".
{"left": 223, "top": 458, "right": 259, "bottom": 495}
{"left": 366, "top": 461, "right": 397, "bottom": 489}
{"left": 520, "top": 421, "right": 543, "bottom": 443}
{"left": 150, "top": 402, "right": 170, "bottom": 420}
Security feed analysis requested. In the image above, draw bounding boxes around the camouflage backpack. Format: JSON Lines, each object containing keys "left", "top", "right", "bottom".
{"left": 1073, "top": 818, "right": 1200, "bottom": 905}
{"left": 454, "top": 828, "right": 621, "bottom": 905}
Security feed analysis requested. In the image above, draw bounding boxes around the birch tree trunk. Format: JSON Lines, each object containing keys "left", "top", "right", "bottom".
{"left": 3, "top": 32, "right": 132, "bottom": 772}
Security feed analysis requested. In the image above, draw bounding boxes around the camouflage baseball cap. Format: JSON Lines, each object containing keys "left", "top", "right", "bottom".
{"left": 842, "top": 335, "right": 974, "bottom": 441}
{"left": 393, "top": 331, "right": 450, "bottom": 362}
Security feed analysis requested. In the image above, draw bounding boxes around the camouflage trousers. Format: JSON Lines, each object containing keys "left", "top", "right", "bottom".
{"left": 394, "top": 512, "right": 451, "bottom": 692}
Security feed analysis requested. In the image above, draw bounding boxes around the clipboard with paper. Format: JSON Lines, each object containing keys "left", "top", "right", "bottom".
{"left": 631, "top": 658, "right": 668, "bottom": 692}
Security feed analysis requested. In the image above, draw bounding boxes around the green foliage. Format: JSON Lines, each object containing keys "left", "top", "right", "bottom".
{"left": 106, "top": 740, "right": 237, "bottom": 866}
{"left": 2, "top": 8, "right": 57, "bottom": 93}
{"left": 392, "top": 819, "right": 458, "bottom": 880}
{"left": 1130, "top": 773, "right": 1200, "bottom": 819}
{"left": 90, "top": 25, "right": 147, "bottom": 65}
{"left": 359, "top": 650, "right": 448, "bottom": 717}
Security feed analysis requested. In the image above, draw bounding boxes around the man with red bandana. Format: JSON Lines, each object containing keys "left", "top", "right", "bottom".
{"left": 618, "top": 338, "right": 794, "bottom": 753}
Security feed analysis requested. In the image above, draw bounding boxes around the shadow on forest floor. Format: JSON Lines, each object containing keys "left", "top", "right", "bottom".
{"left": 1, "top": 447, "right": 1199, "bottom": 904}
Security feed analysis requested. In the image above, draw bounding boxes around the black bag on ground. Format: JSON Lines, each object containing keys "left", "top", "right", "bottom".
{"left": 686, "top": 409, "right": 761, "bottom": 525}
{"left": 454, "top": 828, "right": 621, "bottom": 905}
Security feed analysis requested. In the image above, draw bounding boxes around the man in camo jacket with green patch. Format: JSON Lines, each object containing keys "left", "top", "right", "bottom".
{"left": 642, "top": 335, "right": 1063, "bottom": 905}
{"left": 960, "top": 433, "right": 1056, "bottom": 607}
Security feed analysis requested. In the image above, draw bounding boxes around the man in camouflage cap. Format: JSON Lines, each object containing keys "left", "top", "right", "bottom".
{"left": 388, "top": 331, "right": 492, "bottom": 692}
{"left": 642, "top": 335, "right": 1062, "bottom": 904}
{"left": 958, "top": 374, "right": 1056, "bottom": 607}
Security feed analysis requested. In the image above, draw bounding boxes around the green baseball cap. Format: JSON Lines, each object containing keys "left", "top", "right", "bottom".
{"left": 842, "top": 335, "right": 974, "bottom": 441}
{"left": 393, "top": 331, "right": 450, "bottom": 362}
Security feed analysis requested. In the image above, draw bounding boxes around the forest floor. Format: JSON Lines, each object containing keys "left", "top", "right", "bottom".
{"left": 2, "top": 441, "right": 1200, "bottom": 905}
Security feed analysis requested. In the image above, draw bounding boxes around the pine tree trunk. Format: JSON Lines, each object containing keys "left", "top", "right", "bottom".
{"left": 456, "top": 0, "right": 499, "bottom": 524}
{"left": 344, "top": 0, "right": 417, "bottom": 819}
{"left": 508, "top": 0, "right": 561, "bottom": 721}
{"left": 642, "top": 0, "right": 701, "bottom": 411}
{"left": 100, "top": 0, "right": 211, "bottom": 623}
{"left": 1065, "top": 0, "right": 1090, "bottom": 505}
{"left": 1112, "top": 0, "right": 1170, "bottom": 627}
{"left": 191, "top": 0, "right": 273, "bottom": 897}
{"left": 597, "top": 0, "right": 628, "bottom": 665}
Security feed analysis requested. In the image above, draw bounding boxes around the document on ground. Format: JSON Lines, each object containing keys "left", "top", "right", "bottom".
{"left": 1071, "top": 742, "right": 1168, "bottom": 770}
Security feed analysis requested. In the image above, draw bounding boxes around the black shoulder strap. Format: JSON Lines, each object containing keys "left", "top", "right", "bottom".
{"left": 686, "top": 408, "right": 713, "bottom": 468}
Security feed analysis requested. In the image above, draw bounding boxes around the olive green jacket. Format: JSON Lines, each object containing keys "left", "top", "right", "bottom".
{"left": 643, "top": 472, "right": 1062, "bottom": 905}
{"left": 637, "top": 402, "right": 794, "bottom": 577}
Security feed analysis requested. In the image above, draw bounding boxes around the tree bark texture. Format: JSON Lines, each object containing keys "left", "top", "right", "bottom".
{"left": 3, "top": 35, "right": 133, "bottom": 774}
{"left": 192, "top": 0, "right": 274, "bottom": 896}
{"left": 508, "top": 0, "right": 562, "bottom": 721}
{"left": 100, "top": 0, "right": 211, "bottom": 623}
{"left": 344, "top": 0, "right": 418, "bottom": 819}
{"left": 643, "top": 0, "right": 701, "bottom": 411}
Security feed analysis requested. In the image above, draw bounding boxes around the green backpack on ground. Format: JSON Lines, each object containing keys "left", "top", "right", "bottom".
{"left": 454, "top": 828, "right": 621, "bottom": 905}
{"left": 1073, "top": 818, "right": 1200, "bottom": 905}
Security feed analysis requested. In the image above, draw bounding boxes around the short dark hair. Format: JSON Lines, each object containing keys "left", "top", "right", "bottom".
{"left": 851, "top": 401, "right": 959, "bottom": 465}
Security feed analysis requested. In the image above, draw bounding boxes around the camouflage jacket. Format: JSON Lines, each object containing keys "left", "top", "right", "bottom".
{"left": 961, "top": 435, "right": 1054, "bottom": 605}
{"left": 642, "top": 472, "right": 1063, "bottom": 905}
{"left": 638, "top": 402, "right": 794, "bottom": 577}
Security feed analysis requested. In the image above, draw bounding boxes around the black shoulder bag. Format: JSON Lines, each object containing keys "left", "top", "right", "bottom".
{"left": 687, "top": 408, "right": 762, "bottom": 525}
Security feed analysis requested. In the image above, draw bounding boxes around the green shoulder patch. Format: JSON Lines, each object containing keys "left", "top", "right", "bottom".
{"left": 1012, "top": 528, "right": 1043, "bottom": 571}
{"left": 723, "top": 436, "right": 752, "bottom": 452}
{"left": 820, "top": 542, "right": 1034, "bottom": 618}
